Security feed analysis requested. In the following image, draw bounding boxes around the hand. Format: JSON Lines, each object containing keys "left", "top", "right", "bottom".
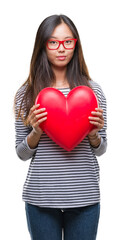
{"left": 88, "top": 108, "right": 104, "bottom": 137}
{"left": 27, "top": 104, "right": 47, "bottom": 135}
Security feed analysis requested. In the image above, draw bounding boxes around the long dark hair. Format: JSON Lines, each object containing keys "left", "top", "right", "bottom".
{"left": 15, "top": 14, "right": 91, "bottom": 124}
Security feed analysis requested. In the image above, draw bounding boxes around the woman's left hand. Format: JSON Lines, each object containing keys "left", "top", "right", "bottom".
{"left": 88, "top": 108, "right": 104, "bottom": 137}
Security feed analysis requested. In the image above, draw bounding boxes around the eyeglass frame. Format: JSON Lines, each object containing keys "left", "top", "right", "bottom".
{"left": 46, "top": 38, "right": 77, "bottom": 50}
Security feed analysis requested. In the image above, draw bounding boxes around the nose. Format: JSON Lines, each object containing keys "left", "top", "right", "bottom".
{"left": 58, "top": 43, "right": 65, "bottom": 51}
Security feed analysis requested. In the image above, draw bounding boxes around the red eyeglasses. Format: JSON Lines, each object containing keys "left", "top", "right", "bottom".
{"left": 47, "top": 39, "right": 77, "bottom": 50}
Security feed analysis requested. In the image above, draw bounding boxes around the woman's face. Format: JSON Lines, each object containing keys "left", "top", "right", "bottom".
{"left": 46, "top": 22, "right": 75, "bottom": 69}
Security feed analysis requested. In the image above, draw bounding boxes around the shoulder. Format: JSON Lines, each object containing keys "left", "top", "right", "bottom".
{"left": 15, "top": 83, "right": 28, "bottom": 106}
{"left": 89, "top": 79, "right": 104, "bottom": 93}
{"left": 89, "top": 79, "right": 106, "bottom": 103}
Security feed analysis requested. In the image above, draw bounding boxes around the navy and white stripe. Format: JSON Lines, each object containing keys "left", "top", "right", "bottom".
{"left": 15, "top": 80, "right": 107, "bottom": 208}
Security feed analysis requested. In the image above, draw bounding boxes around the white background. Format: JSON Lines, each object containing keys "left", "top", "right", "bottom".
{"left": 0, "top": 0, "right": 121, "bottom": 239}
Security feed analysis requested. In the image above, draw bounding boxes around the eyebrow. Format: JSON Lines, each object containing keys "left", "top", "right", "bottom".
{"left": 50, "top": 36, "right": 74, "bottom": 39}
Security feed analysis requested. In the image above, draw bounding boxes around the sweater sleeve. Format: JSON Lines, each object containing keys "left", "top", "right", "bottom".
{"left": 16, "top": 136, "right": 37, "bottom": 161}
{"left": 15, "top": 85, "right": 37, "bottom": 161}
{"left": 92, "top": 137, "right": 107, "bottom": 156}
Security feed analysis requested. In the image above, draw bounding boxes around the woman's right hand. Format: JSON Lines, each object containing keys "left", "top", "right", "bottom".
{"left": 26, "top": 104, "right": 47, "bottom": 149}
{"left": 27, "top": 104, "right": 47, "bottom": 135}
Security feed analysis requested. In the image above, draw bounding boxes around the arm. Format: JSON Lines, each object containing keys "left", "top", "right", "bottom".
{"left": 88, "top": 107, "right": 104, "bottom": 148}
{"left": 88, "top": 85, "right": 107, "bottom": 156}
{"left": 88, "top": 109, "right": 107, "bottom": 156}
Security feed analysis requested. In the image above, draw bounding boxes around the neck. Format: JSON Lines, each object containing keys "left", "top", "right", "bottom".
{"left": 51, "top": 66, "right": 69, "bottom": 88}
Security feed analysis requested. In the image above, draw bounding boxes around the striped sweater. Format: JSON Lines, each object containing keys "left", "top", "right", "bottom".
{"left": 15, "top": 80, "right": 107, "bottom": 208}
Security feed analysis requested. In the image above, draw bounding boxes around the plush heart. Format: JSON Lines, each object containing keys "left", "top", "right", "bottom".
{"left": 35, "top": 86, "right": 98, "bottom": 151}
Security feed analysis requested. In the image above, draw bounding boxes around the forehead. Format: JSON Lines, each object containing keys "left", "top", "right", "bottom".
{"left": 51, "top": 22, "right": 74, "bottom": 39}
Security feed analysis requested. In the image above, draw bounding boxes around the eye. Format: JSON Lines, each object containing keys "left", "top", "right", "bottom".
{"left": 48, "top": 40, "right": 58, "bottom": 45}
{"left": 65, "top": 40, "right": 72, "bottom": 45}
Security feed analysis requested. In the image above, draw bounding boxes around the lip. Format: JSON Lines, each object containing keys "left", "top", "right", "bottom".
{"left": 56, "top": 56, "right": 66, "bottom": 61}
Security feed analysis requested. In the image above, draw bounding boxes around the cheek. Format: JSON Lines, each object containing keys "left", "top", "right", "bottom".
{"left": 46, "top": 51, "right": 56, "bottom": 64}
{"left": 66, "top": 50, "right": 74, "bottom": 62}
{"left": 46, "top": 51, "right": 52, "bottom": 60}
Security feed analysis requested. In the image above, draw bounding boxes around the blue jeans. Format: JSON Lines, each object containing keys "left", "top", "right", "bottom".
{"left": 25, "top": 202, "right": 100, "bottom": 240}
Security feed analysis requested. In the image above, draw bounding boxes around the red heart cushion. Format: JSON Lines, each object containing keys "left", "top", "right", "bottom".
{"left": 35, "top": 86, "right": 98, "bottom": 151}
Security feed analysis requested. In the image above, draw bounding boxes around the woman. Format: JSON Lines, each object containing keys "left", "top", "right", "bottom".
{"left": 15, "top": 14, "right": 107, "bottom": 240}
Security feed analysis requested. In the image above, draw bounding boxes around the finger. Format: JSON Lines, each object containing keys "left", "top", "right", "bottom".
{"left": 89, "top": 120, "right": 104, "bottom": 129}
{"left": 33, "top": 116, "right": 47, "bottom": 128}
{"left": 30, "top": 112, "right": 47, "bottom": 126}
{"left": 30, "top": 104, "right": 40, "bottom": 113}
{"left": 38, "top": 117, "right": 47, "bottom": 124}
{"left": 30, "top": 108, "right": 46, "bottom": 120}
{"left": 90, "top": 111, "right": 104, "bottom": 120}
{"left": 34, "top": 112, "right": 48, "bottom": 121}
{"left": 33, "top": 108, "right": 46, "bottom": 115}
{"left": 30, "top": 108, "right": 46, "bottom": 121}
{"left": 88, "top": 116, "right": 104, "bottom": 123}
{"left": 95, "top": 108, "right": 103, "bottom": 113}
